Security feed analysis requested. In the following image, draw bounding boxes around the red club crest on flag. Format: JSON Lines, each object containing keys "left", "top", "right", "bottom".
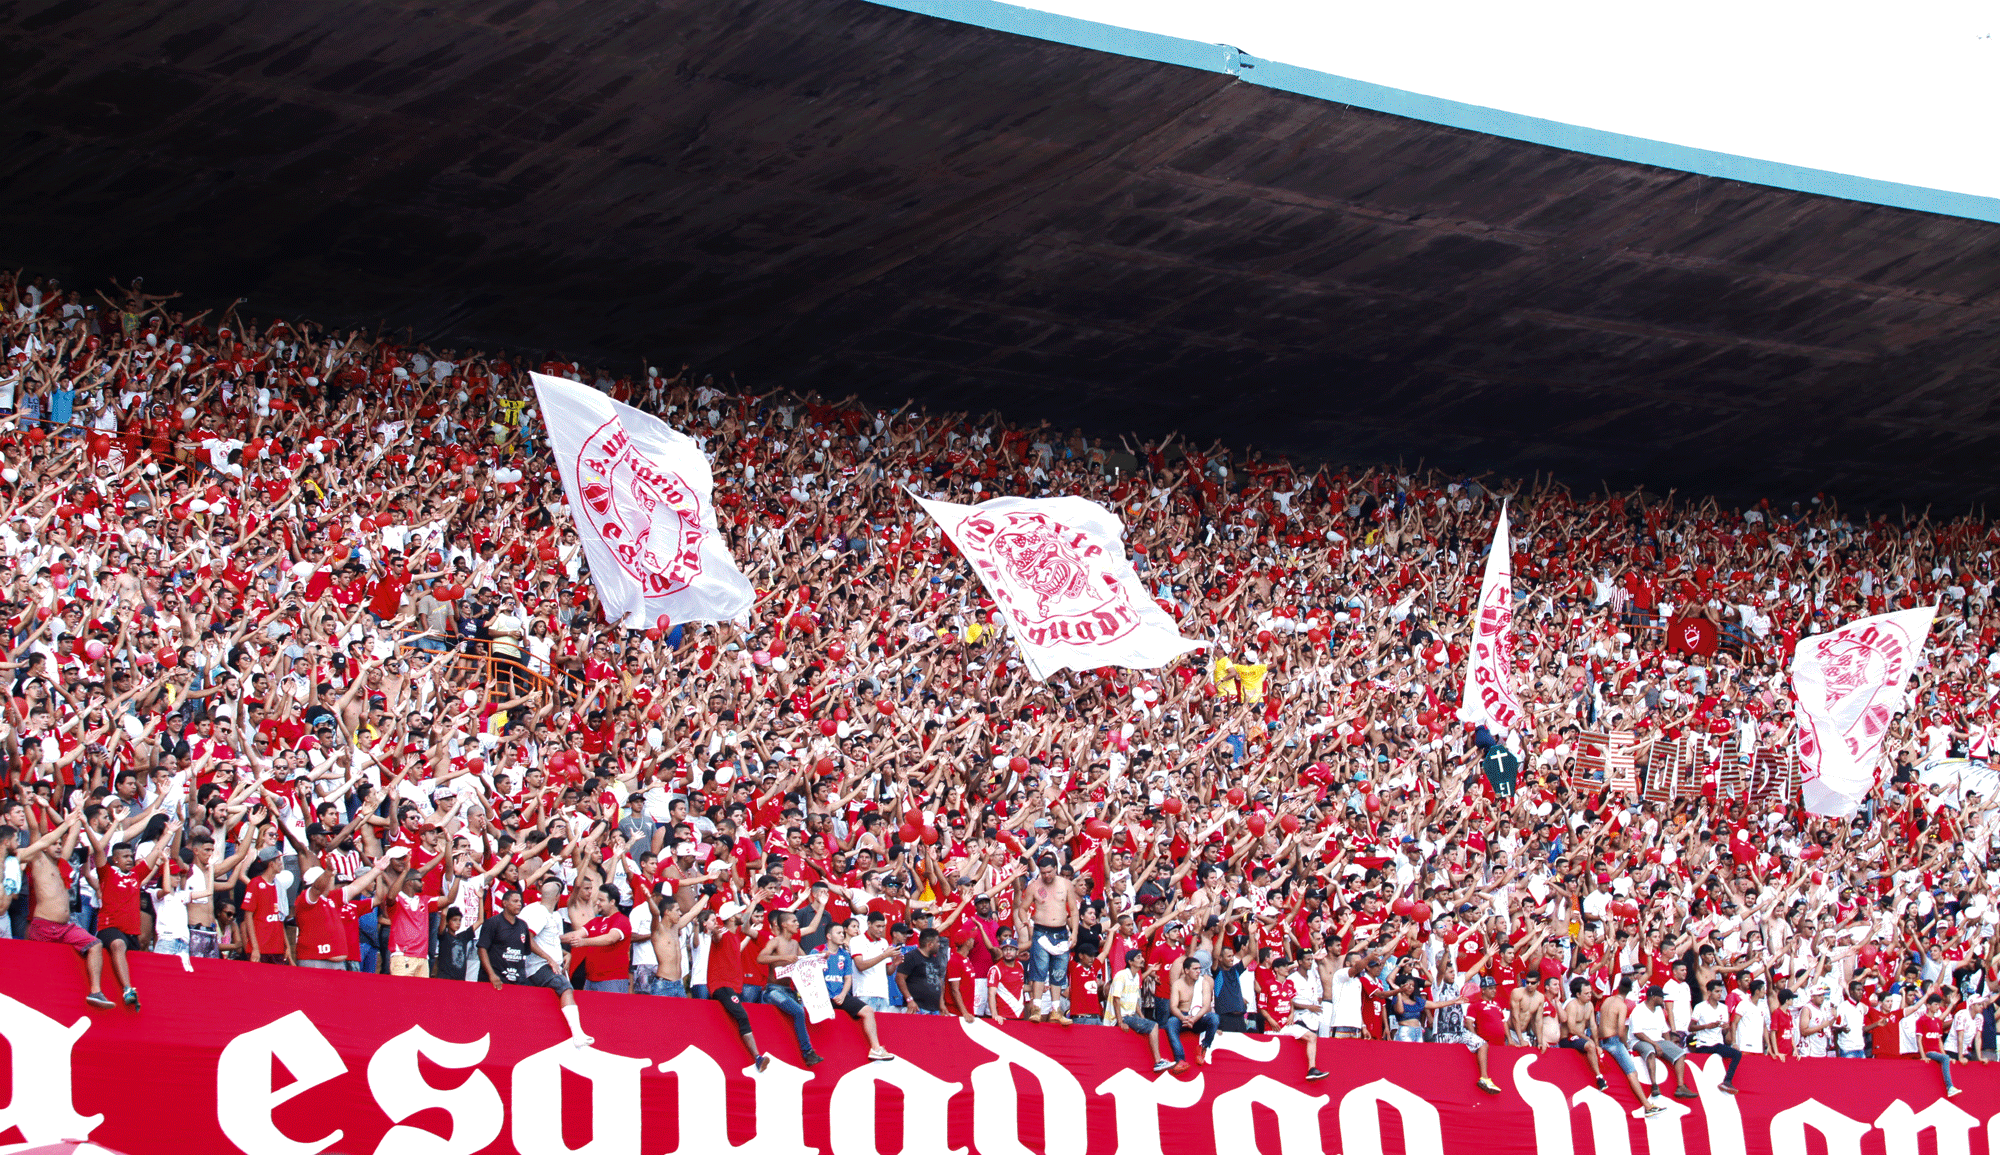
{"left": 573, "top": 417, "right": 706, "bottom": 598}
{"left": 961, "top": 508, "right": 1139, "bottom": 647}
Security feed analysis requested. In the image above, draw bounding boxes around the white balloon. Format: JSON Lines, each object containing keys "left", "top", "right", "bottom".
{"left": 770, "top": 656, "right": 788, "bottom": 672}
{"left": 0, "top": 468, "right": 15, "bottom": 483}
{"left": 188, "top": 500, "right": 208, "bottom": 513}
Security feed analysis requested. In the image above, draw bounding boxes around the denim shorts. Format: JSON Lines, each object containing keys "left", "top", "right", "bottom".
{"left": 1027, "top": 927, "right": 1071, "bottom": 984}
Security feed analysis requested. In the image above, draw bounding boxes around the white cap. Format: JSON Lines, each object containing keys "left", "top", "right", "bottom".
{"left": 717, "top": 901, "right": 746, "bottom": 921}
{"left": 302, "top": 867, "right": 326, "bottom": 887}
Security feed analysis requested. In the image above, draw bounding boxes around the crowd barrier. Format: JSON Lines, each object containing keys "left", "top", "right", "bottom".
{"left": 0, "top": 940, "right": 1984, "bottom": 1155}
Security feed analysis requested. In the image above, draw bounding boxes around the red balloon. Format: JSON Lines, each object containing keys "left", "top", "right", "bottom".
{"left": 646, "top": 702, "right": 663, "bottom": 721}
{"left": 1009, "top": 755, "right": 1030, "bottom": 775}
{"left": 828, "top": 641, "right": 847, "bottom": 661}
{"left": 1247, "top": 813, "right": 1268, "bottom": 837}
{"left": 25, "top": 427, "right": 45, "bottom": 444}
{"left": 814, "top": 757, "right": 836, "bottom": 778}
{"left": 768, "top": 637, "right": 786, "bottom": 656}
{"left": 876, "top": 700, "right": 895, "bottom": 716}
{"left": 49, "top": 562, "right": 65, "bottom": 580}
{"left": 1645, "top": 847, "right": 1663, "bottom": 864}
{"left": 359, "top": 516, "right": 376, "bottom": 532}
{"left": 467, "top": 757, "right": 485, "bottom": 773}
{"left": 818, "top": 719, "right": 838, "bottom": 736}
{"left": 1226, "top": 787, "right": 1247, "bottom": 807}
{"left": 920, "top": 826, "right": 940, "bottom": 846}
{"left": 898, "top": 823, "right": 922, "bottom": 844}
{"left": 157, "top": 647, "right": 178, "bottom": 668}
{"left": 833, "top": 705, "right": 850, "bottom": 722}
{"left": 1084, "top": 818, "right": 1113, "bottom": 839}
{"left": 1391, "top": 897, "right": 1416, "bottom": 917}
{"left": 1160, "top": 797, "right": 1185, "bottom": 816}
{"left": 1278, "top": 813, "right": 1301, "bottom": 835}
{"left": 204, "top": 486, "right": 221, "bottom": 503}
{"left": 1801, "top": 845, "right": 1823, "bottom": 861}
{"left": 1364, "top": 795, "right": 1382, "bottom": 813}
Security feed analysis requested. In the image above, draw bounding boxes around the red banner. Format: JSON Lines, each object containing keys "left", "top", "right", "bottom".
{"left": 0, "top": 941, "right": 1989, "bottom": 1155}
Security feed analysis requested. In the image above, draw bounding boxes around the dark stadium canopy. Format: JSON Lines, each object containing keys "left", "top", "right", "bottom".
{"left": 2, "top": 0, "right": 1998, "bottom": 507}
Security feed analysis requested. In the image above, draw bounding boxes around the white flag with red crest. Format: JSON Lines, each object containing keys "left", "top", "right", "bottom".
{"left": 1794, "top": 605, "right": 1936, "bottom": 816}
{"left": 532, "top": 372, "right": 751, "bottom": 629}
{"left": 1457, "top": 502, "right": 1526, "bottom": 735}
{"left": 913, "top": 493, "right": 1201, "bottom": 679}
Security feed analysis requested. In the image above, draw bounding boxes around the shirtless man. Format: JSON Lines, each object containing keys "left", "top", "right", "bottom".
{"left": 1597, "top": 977, "right": 1662, "bottom": 1115}
{"left": 1508, "top": 971, "right": 1550, "bottom": 1048}
{"left": 757, "top": 910, "right": 823, "bottom": 1066}
{"left": 644, "top": 880, "right": 706, "bottom": 996}
{"left": 1558, "top": 976, "right": 1610, "bottom": 1090}
{"left": 1023, "top": 856, "right": 1079, "bottom": 1024}
{"left": 21, "top": 809, "right": 117, "bottom": 1008}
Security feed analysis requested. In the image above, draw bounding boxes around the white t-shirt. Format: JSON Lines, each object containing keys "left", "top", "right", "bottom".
{"left": 853, "top": 933, "right": 893, "bottom": 1000}
{"left": 1733, "top": 998, "right": 1768, "bottom": 1053}
{"left": 519, "top": 902, "right": 563, "bottom": 976}
{"left": 1689, "top": 999, "right": 1729, "bottom": 1048}
{"left": 1326, "top": 966, "right": 1364, "bottom": 1030}
{"left": 630, "top": 901, "right": 657, "bottom": 968}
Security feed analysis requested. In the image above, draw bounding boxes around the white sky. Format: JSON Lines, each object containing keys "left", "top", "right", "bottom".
{"left": 1013, "top": 0, "right": 2000, "bottom": 201}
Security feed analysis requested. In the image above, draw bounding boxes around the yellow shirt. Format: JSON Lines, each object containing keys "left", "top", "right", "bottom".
{"left": 1211, "top": 658, "right": 1239, "bottom": 696}
{"left": 1235, "top": 663, "right": 1271, "bottom": 703}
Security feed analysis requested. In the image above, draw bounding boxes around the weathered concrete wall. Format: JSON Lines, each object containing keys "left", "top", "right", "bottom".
{"left": 1, "top": 0, "right": 1995, "bottom": 505}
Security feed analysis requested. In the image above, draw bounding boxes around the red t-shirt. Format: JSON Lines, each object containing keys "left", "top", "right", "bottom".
{"left": 580, "top": 913, "right": 632, "bottom": 981}
{"left": 1917, "top": 1013, "right": 1946, "bottom": 1055}
{"left": 987, "top": 960, "right": 1027, "bottom": 1019}
{"left": 710, "top": 930, "right": 750, "bottom": 990}
{"left": 1468, "top": 997, "right": 1508, "bottom": 1046}
{"left": 295, "top": 888, "right": 346, "bottom": 960}
{"left": 97, "top": 863, "right": 144, "bottom": 936}
{"left": 247, "top": 877, "right": 288, "bottom": 957}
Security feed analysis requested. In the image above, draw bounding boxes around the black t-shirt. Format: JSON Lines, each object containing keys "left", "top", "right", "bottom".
{"left": 898, "top": 947, "right": 944, "bottom": 1011}
{"left": 477, "top": 913, "right": 533, "bottom": 982}
{"left": 435, "top": 925, "right": 476, "bottom": 978}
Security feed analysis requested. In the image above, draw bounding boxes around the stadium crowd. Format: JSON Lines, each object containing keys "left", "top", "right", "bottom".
{"left": 0, "top": 269, "right": 1994, "bottom": 1108}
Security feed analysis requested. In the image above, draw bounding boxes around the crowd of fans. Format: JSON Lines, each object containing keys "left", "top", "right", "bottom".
{"left": 0, "top": 270, "right": 1994, "bottom": 1108}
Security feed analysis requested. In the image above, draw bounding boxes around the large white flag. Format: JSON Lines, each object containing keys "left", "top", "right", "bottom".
{"left": 913, "top": 493, "right": 1201, "bottom": 679}
{"left": 531, "top": 372, "right": 751, "bottom": 629}
{"left": 1458, "top": 502, "right": 1526, "bottom": 734}
{"left": 1794, "top": 605, "right": 1936, "bottom": 816}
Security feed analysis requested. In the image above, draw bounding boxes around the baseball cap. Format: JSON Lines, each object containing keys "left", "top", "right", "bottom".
{"left": 1644, "top": 985, "right": 1665, "bottom": 997}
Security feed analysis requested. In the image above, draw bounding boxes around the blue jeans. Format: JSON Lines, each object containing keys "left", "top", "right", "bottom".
{"left": 740, "top": 983, "right": 764, "bottom": 1004}
{"left": 762, "top": 986, "right": 817, "bottom": 1058}
{"left": 1157, "top": 1007, "right": 1218, "bottom": 1061}
{"left": 1926, "top": 1051, "right": 1955, "bottom": 1090}
{"left": 584, "top": 979, "right": 629, "bottom": 993}
{"left": 359, "top": 911, "right": 381, "bottom": 974}
{"left": 652, "top": 979, "right": 686, "bottom": 997}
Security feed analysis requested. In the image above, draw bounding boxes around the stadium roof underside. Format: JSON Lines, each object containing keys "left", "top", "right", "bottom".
{"left": 3, "top": 0, "right": 1999, "bottom": 507}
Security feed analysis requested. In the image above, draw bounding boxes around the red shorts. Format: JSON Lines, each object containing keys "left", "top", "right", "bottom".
{"left": 28, "top": 917, "right": 99, "bottom": 956}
